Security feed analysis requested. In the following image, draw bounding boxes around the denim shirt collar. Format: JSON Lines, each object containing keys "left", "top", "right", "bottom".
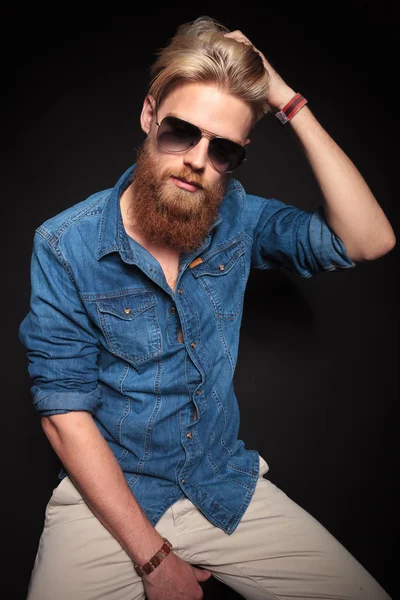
{"left": 96, "top": 163, "right": 244, "bottom": 264}
{"left": 96, "top": 164, "right": 136, "bottom": 264}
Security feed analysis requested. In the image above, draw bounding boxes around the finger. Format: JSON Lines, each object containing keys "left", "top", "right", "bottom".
{"left": 223, "top": 31, "right": 252, "bottom": 45}
{"left": 192, "top": 567, "right": 212, "bottom": 581}
{"left": 224, "top": 30, "right": 244, "bottom": 36}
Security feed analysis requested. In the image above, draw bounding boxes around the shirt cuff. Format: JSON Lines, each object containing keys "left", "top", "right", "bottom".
{"left": 307, "top": 207, "right": 356, "bottom": 273}
{"left": 31, "top": 385, "right": 103, "bottom": 416}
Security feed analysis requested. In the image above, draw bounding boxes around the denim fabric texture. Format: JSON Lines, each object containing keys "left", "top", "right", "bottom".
{"left": 19, "top": 164, "right": 355, "bottom": 534}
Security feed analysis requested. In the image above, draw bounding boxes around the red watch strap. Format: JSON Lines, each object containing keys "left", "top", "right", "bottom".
{"left": 275, "top": 93, "right": 308, "bottom": 125}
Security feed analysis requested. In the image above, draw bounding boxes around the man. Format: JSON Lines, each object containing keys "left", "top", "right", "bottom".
{"left": 19, "top": 16, "right": 395, "bottom": 600}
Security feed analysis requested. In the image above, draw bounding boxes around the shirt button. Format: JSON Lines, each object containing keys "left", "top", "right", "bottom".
{"left": 191, "top": 342, "right": 196, "bottom": 349}
{"left": 219, "top": 264, "right": 225, "bottom": 271}
{"left": 170, "top": 307, "right": 176, "bottom": 314}
{"left": 178, "top": 289, "right": 183, "bottom": 295}
{"left": 196, "top": 390, "right": 201, "bottom": 395}
{"left": 124, "top": 308, "right": 132, "bottom": 314}
{"left": 181, "top": 478, "right": 186, "bottom": 484}
{"left": 186, "top": 432, "right": 193, "bottom": 439}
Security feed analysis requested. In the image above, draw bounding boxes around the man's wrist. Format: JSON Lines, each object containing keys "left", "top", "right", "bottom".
{"left": 268, "top": 87, "right": 297, "bottom": 114}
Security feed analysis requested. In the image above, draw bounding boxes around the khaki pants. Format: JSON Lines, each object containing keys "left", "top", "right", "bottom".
{"left": 27, "top": 457, "right": 391, "bottom": 600}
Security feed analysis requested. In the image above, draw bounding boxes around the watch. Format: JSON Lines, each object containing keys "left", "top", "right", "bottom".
{"left": 275, "top": 92, "right": 308, "bottom": 125}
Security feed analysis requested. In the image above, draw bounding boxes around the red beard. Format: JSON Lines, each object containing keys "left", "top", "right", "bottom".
{"left": 127, "top": 139, "right": 227, "bottom": 253}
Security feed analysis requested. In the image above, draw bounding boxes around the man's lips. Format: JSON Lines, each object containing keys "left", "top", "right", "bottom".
{"left": 170, "top": 176, "right": 202, "bottom": 192}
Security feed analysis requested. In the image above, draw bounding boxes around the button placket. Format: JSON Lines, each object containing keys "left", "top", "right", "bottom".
{"left": 167, "top": 302, "right": 184, "bottom": 344}
{"left": 174, "top": 291, "right": 185, "bottom": 344}
{"left": 174, "top": 282, "right": 207, "bottom": 408}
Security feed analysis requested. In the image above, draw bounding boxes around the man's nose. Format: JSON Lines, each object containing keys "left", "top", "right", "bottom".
{"left": 183, "top": 137, "right": 210, "bottom": 171}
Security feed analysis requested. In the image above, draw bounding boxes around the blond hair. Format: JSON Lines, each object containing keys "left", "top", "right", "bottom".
{"left": 147, "top": 16, "right": 270, "bottom": 125}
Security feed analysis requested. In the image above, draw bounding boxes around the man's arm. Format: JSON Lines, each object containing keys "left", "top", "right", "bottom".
{"left": 19, "top": 232, "right": 210, "bottom": 599}
{"left": 41, "top": 411, "right": 164, "bottom": 563}
{"left": 42, "top": 411, "right": 211, "bottom": 599}
{"left": 274, "top": 103, "right": 396, "bottom": 262}
{"left": 225, "top": 30, "right": 396, "bottom": 262}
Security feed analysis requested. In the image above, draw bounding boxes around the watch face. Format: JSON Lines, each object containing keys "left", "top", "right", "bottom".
{"left": 276, "top": 111, "right": 288, "bottom": 124}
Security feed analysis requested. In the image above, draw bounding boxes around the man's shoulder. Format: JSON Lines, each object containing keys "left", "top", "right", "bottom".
{"left": 223, "top": 178, "right": 283, "bottom": 218}
{"left": 37, "top": 188, "right": 112, "bottom": 241}
{"left": 224, "top": 177, "right": 247, "bottom": 205}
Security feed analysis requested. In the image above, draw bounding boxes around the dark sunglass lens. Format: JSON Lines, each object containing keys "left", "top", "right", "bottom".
{"left": 209, "top": 138, "right": 245, "bottom": 172}
{"left": 158, "top": 117, "right": 201, "bottom": 152}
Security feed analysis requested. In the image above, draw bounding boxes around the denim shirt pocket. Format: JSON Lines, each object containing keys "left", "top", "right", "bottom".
{"left": 191, "top": 239, "right": 246, "bottom": 319}
{"left": 96, "top": 290, "right": 162, "bottom": 365}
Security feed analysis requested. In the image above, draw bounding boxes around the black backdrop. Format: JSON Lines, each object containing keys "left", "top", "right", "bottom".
{"left": 3, "top": 4, "right": 399, "bottom": 599}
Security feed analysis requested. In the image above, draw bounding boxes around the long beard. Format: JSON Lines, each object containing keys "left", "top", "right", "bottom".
{"left": 127, "top": 139, "right": 227, "bottom": 253}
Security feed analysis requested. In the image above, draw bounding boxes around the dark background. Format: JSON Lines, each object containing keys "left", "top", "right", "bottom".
{"left": 3, "top": 3, "right": 398, "bottom": 599}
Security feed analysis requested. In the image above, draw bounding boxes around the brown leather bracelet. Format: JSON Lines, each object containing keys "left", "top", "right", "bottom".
{"left": 133, "top": 538, "right": 173, "bottom": 577}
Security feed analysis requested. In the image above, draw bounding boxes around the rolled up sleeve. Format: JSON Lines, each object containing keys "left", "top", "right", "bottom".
{"left": 19, "top": 230, "right": 102, "bottom": 416}
{"left": 251, "top": 197, "right": 356, "bottom": 277}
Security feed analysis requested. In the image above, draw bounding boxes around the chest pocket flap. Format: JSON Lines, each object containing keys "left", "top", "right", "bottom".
{"left": 97, "top": 293, "right": 156, "bottom": 320}
{"left": 191, "top": 240, "right": 245, "bottom": 278}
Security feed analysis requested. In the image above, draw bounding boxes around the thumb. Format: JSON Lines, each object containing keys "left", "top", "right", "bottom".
{"left": 193, "top": 566, "right": 212, "bottom": 581}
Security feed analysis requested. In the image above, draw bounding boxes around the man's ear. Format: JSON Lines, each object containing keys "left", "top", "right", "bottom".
{"left": 140, "top": 95, "right": 156, "bottom": 135}
{"left": 244, "top": 138, "right": 251, "bottom": 147}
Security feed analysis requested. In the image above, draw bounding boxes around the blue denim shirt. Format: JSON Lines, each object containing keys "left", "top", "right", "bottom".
{"left": 19, "top": 164, "right": 355, "bottom": 534}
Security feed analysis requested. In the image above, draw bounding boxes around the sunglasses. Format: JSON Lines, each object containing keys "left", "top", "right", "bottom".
{"left": 155, "top": 115, "right": 247, "bottom": 174}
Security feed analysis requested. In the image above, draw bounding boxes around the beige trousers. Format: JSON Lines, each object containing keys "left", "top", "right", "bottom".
{"left": 27, "top": 457, "right": 391, "bottom": 600}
